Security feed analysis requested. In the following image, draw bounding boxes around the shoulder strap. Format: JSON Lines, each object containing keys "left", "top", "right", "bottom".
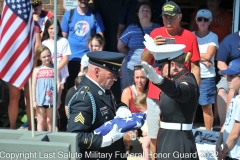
{"left": 68, "top": 8, "right": 75, "bottom": 24}
{"left": 91, "top": 9, "right": 96, "bottom": 23}
{"left": 131, "top": 85, "right": 138, "bottom": 96}
{"left": 68, "top": 8, "right": 96, "bottom": 24}
{"left": 138, "top": 23, "right": 145, "bottom": 36}
{"left": 127, "top": 86, "right": 134, "bottom": 100}
{"left": 128, "top": 86, "right": 133, "bottom": 95}
{"left": 68, "top": 86, "right": 96, "bottom": 124}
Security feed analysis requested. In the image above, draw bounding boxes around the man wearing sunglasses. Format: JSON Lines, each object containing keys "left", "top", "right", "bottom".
{"left": 31, "top": 0, "right": 54, "bottom": 32}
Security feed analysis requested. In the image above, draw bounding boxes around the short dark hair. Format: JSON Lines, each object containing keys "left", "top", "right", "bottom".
{"left": 87, "top": 33, "right": 105, "bottom": 48}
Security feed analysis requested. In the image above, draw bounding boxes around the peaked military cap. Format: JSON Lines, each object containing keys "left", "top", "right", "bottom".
{"left": 87, "top": 51, "right": 125, "bottom": 77}
{"left": 31, "top": 0, "right": 42, "bottom": 8}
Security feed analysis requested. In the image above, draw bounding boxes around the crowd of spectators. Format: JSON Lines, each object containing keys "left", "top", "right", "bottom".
{"left": 1, "top": 0, "right": 240, "bottom": 159}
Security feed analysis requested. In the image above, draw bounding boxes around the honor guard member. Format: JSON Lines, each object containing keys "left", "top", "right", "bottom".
{"left": 67, "top": 51, "right": 132, "bottom": 160}
{"left": 141, "top": 44, "right": 199, "bottom": 160}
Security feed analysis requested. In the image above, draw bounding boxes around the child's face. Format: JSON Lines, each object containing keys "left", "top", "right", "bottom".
{"left": 227, "top": 75, "right": 240, "bottom": 91}
{"left": 40, "top": 50, "right": 52, "bottom": 65}
{"left": 136, "top": 105, "right": 147, "bottom": 113}
{"left": 48, "top": 24, "right": 58, "bottom": 39}
{"left": 89, "top": 39, "right": 103, "bottom": 52}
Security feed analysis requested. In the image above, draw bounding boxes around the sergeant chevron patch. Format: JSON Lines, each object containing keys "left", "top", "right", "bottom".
{"left": 74, "top": 112, "right": 85, "bottom": 124}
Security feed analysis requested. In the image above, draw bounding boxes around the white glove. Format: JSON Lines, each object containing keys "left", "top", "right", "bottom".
{"left": 115, "top": 106, "right": 132, "bottom": 119}
{"left": 141, "top": 61, "right": 163, "bottom": 84}
{"left": 143, "top": 34, "right": 155, "bottom": 46}
{"left": 101, "top": 124, "right": 124, "bottom": 147}
{"left": 143, "top": 34, "right": 156, "bottom": 51}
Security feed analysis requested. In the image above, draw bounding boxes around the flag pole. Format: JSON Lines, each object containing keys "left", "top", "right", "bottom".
{"left": 52, "top": 0, "right": 58, "bottom": 132}
{"left": 28, "top": 77, "right": 35, "bottom": 137}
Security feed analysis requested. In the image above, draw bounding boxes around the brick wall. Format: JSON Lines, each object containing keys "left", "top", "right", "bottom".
{"left": 0, "top": 0, "right": 66, "bottom": 21}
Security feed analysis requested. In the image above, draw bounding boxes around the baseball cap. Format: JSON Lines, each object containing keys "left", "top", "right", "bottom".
{"left": 196, "top": 9, "right": 212, "bottom": 21}
{"left": 162, "top": 1, "right": 181, "bottom": 16}
{"left": 31, "top": 0, "right": 42, "bottom": 9}
{"left": 219, "top": 59, "right": 240, "bottom": 75}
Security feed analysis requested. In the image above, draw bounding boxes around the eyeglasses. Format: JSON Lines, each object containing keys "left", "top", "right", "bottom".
{"left": 197, "top": 17, "right": 209, "bottom": 22}
{"left": 134, "top": 65, "right": 143, "bottom": 70}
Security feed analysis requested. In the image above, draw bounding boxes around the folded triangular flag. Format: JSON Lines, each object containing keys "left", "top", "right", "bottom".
{"left": 94, "top": 113, "right": 146, "bottom": 135}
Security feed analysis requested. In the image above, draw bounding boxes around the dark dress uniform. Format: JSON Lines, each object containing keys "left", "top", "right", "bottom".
{"left": 155, "top": 69, "right": 199, "bottom": 160}
{"left": 67, "top": 51, "right": 128, "bottom": 160}
{"left": 67, "top": 76, "right": 127, "bottom": 160}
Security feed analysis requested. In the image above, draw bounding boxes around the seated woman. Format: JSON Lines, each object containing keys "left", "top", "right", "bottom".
{"left": 121, "top": 65, "right": 148, "bottom": 153}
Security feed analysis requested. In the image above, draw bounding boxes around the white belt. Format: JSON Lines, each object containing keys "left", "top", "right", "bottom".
{"left": 160, "top": 121, "right": 193, "bottom": 130}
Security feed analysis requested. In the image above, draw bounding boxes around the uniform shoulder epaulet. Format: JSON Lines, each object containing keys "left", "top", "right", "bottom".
{"left": 76, "top": 86, "right": 90, "bottom": 100}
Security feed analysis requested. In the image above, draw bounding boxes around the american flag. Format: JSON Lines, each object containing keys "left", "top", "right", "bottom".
{"left": 94, "top": 113, "right": 146, "bottom": 136}
{"left": 0, "top": 0, "right": 35, "bottom": 89}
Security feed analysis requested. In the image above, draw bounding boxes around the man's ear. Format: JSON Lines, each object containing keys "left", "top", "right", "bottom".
{"left": 95, "top": 67, "right": 100, "bottom": 77}
{"left": 178, "top": 14, "right": 182, "bottom": 21}
{"left": 171, "top": 61, "right": 177, "bottom": 70}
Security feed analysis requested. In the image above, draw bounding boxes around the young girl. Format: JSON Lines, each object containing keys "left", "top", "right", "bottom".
{"left": 32, "top": 45, "right": 58, "bottom": 132}
{"left": 41, "top": 17, "right": 71, "bottom": 108}
{"left": 134, "top": 93, "right": 151, "bottom": 160}
{"left": 78, "top": 33, "right": 105, "bottom": 76}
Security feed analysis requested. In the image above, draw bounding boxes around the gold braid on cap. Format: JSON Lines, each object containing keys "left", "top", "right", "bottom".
{"left": 172, "top": 52, "right": 191, "bottom": 64}
{"left": 31, "top": 0, "right": 42, "bottom": 5}
{"left": 92, "top": 58, "right": 122, "bottom": 66}
{"left": 185, "top": 52, "right": 191, "bottom": 63}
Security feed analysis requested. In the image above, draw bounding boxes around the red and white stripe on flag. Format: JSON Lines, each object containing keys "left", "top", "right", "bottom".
{"left": 0, "top": 0, "right": 35, "bottom": 89}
